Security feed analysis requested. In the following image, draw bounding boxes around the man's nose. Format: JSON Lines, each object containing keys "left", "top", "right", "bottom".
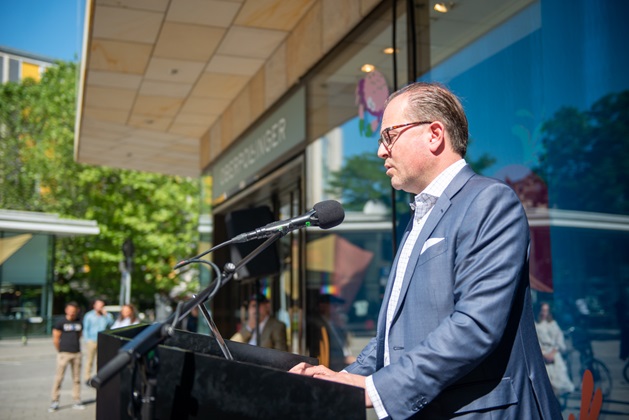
{"left": 377, "top": 142, "right": 389, "bottom": 159}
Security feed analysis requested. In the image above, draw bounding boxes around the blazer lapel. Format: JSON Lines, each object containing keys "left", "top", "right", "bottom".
{"left": 378, "top": 223, "right": 412, "bottom": 332}
{"left": 376, "top": 219, "right": 412, "bottom": 368}
{"left": 391, "top": 166, "right": 475, "bottom": 322}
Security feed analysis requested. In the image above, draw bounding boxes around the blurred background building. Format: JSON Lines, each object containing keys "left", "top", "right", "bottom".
{"left": 0, "top": 210, "right": 99, "bottom": 337}
{"left": 0, "top": 46, "right": 54, "bottom": 83}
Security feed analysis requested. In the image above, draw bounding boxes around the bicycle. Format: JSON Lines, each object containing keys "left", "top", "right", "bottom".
{"left": 562, "top": 326, "right": 613, "bottom": 402}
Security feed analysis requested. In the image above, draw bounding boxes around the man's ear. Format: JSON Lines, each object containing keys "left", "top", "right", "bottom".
{"left": 428, "top": 121, "right": 446, "bottom": 153}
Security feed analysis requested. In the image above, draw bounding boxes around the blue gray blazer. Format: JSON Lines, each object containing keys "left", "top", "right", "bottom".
{"left": 345, "top": 165, "right": 562, "bottom": 419}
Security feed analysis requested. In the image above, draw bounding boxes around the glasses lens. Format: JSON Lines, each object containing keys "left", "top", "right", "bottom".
{"left": 379, "top": 130, "right": 390, "bottom": 147}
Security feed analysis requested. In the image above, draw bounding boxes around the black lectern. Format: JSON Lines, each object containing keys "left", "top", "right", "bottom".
{"left": 97, "top": 324, "right": 365, "bottom": 419}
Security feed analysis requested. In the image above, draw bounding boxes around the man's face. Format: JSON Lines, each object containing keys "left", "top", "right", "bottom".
{"left": 65, "top": 305, "right": 79, "bottom": 321}
{"left": 248, "top": 300, "right": 270, "bottom": 319}
{"left": 377, "top": 94, "right": 433, "bottom": 194}
{"left": 93, "top": 300, "right": 105, "bottom": 313}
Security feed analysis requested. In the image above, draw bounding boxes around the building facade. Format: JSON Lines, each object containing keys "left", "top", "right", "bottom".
{"left": 201, "top": 1, "right": 629, "bottom": 414}
{"left": 76, "top": 1, "right": 629, "bottom": 416}
{"left": 0, "top": 46, "right": 55, "bottom": 83}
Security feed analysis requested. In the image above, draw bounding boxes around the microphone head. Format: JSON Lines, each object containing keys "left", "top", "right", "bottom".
{"left": 312, "top": 200, "right": 345, "bottom": 229}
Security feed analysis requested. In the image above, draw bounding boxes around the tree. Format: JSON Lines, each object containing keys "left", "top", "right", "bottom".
{"left": 0, "top": 62, "right": 201, "bottom": 309}
{"left": 326, "top": 152, "right": 391, "bottom": 212}
{"left": 535, "top": 90, "right": 629, "bottom": 214}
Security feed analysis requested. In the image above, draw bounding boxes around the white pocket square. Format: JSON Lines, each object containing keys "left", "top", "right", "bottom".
{"left": 421, "top": 237, "right": 444, "bottom": 255}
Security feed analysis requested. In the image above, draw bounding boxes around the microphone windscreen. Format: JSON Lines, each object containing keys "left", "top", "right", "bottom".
{"left": 313, "top": 200, "right": 345, "bottom": 229}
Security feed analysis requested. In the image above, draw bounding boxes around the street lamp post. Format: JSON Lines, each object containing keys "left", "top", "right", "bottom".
{"left": 119, "top": 238, "right": 134, "bottom": 305}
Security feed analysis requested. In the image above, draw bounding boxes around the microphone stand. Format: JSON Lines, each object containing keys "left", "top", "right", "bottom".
{"left": 89, "top": 231, "right": 284, "bottom": 419}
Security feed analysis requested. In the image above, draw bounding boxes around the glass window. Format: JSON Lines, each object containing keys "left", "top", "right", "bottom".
{"left": 418, "top": 0, "right": 628, "bottom": 412}
{"left": 305, "top": 1, "right": 408, "bottom": 367}
{"left": 8, "top": 58, "right": 20, "bottom": 82}
{"left": 305, "top": 0, "right": 628, "bottom": 412}
{"left": 0, "top": 284, "right": 45, "bottom": 338}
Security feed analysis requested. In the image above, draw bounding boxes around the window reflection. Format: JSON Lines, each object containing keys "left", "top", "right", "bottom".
{"left": 304, "top": 0, "right": 628, "bottom": 415}
{"left": 423, "top": 0, "right": 629, "bottom": 415}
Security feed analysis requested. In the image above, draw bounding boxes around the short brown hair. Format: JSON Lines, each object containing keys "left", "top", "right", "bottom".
{"left": 386, "top": 82, "right": 468, "bottom": 157}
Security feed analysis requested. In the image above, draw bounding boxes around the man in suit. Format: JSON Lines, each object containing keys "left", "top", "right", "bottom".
{"left": 236, "top": 293, "right": 288, "bottom": 351}
{"left": 290, "top": 82, "right": 562, "bottom": 419}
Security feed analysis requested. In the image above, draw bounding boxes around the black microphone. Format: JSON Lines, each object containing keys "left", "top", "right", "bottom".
{"left": 231, "top": 200, "right": 344, "bottom": 243}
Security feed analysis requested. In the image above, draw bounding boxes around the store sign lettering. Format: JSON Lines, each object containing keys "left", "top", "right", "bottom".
{"left": 219, "top": 118, "right": 287, "bottom": 186}
{"left": 210, "top": 87, "right": 305, "bottom": 202}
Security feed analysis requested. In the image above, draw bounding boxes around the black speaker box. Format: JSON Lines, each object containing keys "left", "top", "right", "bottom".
{"left": 225, "top": 206, "right": 281, "bottom": 280}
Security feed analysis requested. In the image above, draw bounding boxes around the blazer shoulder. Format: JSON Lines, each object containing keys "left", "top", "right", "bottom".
{"left": 450, "top": 168, "right": 519, "bottom": 201}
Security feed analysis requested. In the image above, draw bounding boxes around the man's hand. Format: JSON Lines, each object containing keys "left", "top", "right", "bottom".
{"left": 289, "top": 363, "right": 373, "bottom": 407}
{"left": 247, "top": 317, "right": 257, "bottom": 331}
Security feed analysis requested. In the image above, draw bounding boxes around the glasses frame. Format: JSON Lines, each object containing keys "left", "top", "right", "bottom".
{"left": 379, "top": 121, "right": 432, "bottom": 152}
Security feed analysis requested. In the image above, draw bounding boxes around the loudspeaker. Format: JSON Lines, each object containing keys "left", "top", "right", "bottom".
{"left": 225, "top": 206, "right": 281, "bottom": 281}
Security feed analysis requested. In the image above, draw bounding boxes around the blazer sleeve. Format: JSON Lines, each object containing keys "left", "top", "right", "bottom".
{"left": 344, "top": 337, "right": 378, "bottom": 376}
{"left": 372, "top": 182, "right": 530, "bottom": 419}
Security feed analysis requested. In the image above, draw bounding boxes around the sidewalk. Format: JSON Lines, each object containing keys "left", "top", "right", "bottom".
{"left": 0, "top": 337, "right": 96, "bottom": 420}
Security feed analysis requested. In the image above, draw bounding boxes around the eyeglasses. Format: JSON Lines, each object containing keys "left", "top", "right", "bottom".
{"left": 379, "top": 121, "right": 432, "bottom": 152}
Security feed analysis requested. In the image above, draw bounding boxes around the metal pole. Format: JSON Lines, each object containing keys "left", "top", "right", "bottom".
{"left": 124, "top": 269, "right": 131, "bottom": 305}
{"left": 121, "top": 238, "right": 134, "bottom": 305}
{"left": 119, "top": 261, "right": 126, "bottom": 306}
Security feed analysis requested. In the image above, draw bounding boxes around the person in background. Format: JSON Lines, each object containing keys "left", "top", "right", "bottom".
{"left": 535, "top": 302, "right": 575, "bottom": 396}
{"left": 48, "top": 302, "right": 85, "bottom": 412}
{"left": 308, "top": 293, "right": 355, "bottom": 371}
{"left": 82, "top": 299, "right": 113, "bottom": 383}
{"left": 111, "top": 304, "right": 140, "bottom": 329}
{"left": 231, "top": 293, "right": 287, "bottom": 351}
{"left": 290, "top": 82, "right": 561, "bottom": 419}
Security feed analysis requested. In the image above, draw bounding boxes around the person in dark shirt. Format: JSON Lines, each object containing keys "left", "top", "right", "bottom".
{"left": 48, "top": 302, "right": 85, "bottom": 412}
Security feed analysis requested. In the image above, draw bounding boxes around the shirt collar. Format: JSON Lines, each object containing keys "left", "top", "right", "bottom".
{"left": 409, "top": 159, "right": 466, "bottom": 210}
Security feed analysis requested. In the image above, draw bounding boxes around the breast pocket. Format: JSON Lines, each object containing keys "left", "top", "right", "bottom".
{"left": 421, "top": 237, "right": 445, "bottom": 254}
{"left": 418, "top": 237, "right": 447, "bottom": 265}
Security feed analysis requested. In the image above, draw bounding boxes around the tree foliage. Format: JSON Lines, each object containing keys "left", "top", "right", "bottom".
{"left": 0, "top": 62, "right": 200, "bottom": 309}
{"left": 535, "top": 90, "right": 629, "bottom": 214}
{"left": 326, "top": 152, "right": 391, "bottom": 212}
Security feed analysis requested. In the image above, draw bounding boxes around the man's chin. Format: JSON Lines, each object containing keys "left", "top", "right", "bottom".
{"left": 389, "top": 180, "right": 403, "bottom": 191}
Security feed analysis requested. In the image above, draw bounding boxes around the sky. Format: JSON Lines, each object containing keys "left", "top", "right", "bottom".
{"left": 0, "top": 0, "right": 86, "bottom": 62}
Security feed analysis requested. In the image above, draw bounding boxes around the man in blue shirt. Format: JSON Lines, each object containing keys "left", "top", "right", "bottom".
{"left": 82, "top": 299, "right": 113, "bottom": 383}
